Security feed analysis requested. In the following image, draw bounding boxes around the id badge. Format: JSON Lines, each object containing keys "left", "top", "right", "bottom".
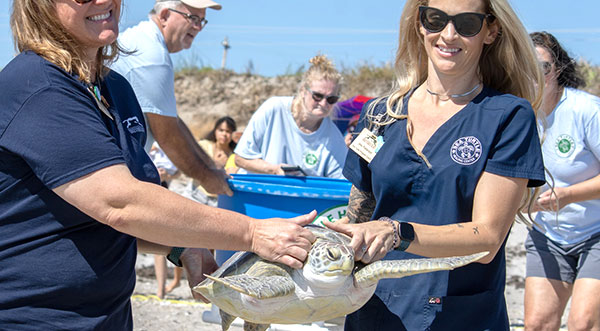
{"left": 349, "top": 128, "right": 384, "bottom": 163}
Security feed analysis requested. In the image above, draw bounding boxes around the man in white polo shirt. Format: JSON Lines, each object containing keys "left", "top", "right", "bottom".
{"left": 112, "top": 0, "right": 229, "bottom": 299}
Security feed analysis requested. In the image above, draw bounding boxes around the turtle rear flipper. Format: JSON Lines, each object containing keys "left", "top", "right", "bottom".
{"left": 355, "top": 251, "right": 489, "bottom": 287}
{"left": 219, "top": 309, "right": 236, "bottom": 331}
{"left": 243, "top": 321, "right": 270, "bottom": 331}
{"left": 206, "top": 274, "right": 295, "bottom": 299}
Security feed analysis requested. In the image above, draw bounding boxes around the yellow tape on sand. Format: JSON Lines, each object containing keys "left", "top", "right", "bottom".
{"left": 131, "top": 294, "right": 211, "bottom": 307}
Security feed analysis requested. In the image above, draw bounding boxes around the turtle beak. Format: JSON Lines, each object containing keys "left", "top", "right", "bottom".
{"left": 326, "top": 257, "right": 354, "bottom": 276}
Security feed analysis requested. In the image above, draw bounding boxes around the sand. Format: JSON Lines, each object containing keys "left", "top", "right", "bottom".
{"left": 132, "top": 221, "right": 569, "bottom": 330}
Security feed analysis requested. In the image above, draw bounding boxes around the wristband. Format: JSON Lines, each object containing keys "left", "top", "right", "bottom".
{"left": 379, "top": 217, "right": 399, "bottom": 251}
{"left": 166, "top": 247, "right": 185, "bottom": 267}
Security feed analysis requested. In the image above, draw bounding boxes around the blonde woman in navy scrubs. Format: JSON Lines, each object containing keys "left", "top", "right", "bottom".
{"left": 327, "top": 0, "right": 546, "bottom": 330}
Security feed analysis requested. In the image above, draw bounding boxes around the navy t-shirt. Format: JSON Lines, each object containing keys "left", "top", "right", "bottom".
{"left": 0, "top": 52, "right": 160, "bottom": 330}
{"left": 343, "top": 88, "right": 545, "bottom": 331}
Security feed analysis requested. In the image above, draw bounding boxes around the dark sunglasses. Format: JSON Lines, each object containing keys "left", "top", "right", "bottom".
{"left": 168, "top": 8, "right": 208, "bottom": 28}
{"left": 419, "top": 6, "right": 495, "bottom": 37}
{"left": 305, "top": 86, "right": 340, "bottom": 104}
{"left": 540, "top": 61, "right": 552, "bottom": 76}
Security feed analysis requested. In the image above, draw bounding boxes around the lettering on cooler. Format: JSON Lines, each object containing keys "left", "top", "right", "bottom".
{"left": 312, "top": 204, "right": 348, "bottom": 227}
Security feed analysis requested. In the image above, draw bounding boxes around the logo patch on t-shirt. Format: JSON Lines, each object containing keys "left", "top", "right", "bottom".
{"left": 303, "top": 150, "right": 319, "bottom": 168}
{"left": 450, "top": 136, "right": 482, "bottom": 165}
{"left": 122, "top": 116, "right": 144, "bottom": 134}
{"left": 428, "top": 297, "right": 442, "bottom": 305}
{"left": 555, "top": 134, "right": 575, "bottom": 158}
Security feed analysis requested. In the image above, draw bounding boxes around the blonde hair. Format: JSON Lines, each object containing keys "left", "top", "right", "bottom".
{"left": 368, "top": 0, "right": 542, "bottom": 122}
{"left": 11, "top": 0, "right": 122, "bottom": 83}
{"left": 292, "top": 54, "right": 343, "bottom": 118}
{"left": 365, "top": 0, "right": 544, "bottom": 226}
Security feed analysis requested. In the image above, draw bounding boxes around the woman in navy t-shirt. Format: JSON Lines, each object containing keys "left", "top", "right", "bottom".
{"left": 0, "top": 1, "right": 316, "bottom": 329}
{"left": 327, "top": 0, "right": 546, "bottom": 330}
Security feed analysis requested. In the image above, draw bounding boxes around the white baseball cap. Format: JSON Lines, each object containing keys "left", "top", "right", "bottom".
{"left": 156, "top": 0, "right": 222, "bottom": 10}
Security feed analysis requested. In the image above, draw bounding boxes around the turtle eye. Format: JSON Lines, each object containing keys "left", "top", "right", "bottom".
{"left": 326, "top": 248, "right": 340, "bottom": 260}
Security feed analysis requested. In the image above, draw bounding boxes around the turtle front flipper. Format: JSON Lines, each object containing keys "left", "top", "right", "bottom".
{"left": 243, "top": 321, "right": 270, "bottom": 331}
{"left": 205, "top": 274, "right": 295, "bottom": 299}
{"left": 355, "top": 251, "right": 489, "bottom": 287}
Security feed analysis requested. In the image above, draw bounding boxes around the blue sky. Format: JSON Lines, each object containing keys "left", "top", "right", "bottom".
{"left": 1, "top": 0, "right": 599, "bottom": 76}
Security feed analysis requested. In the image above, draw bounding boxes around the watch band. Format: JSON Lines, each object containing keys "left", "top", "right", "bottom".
{"left": 166, "top": 247, "right": 185, "bottom": 267}
{"left": 397, "top": 238, "right": 411, "bottom": 251}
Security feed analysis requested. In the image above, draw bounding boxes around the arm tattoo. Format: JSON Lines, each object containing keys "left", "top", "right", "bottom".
{"left": 472, "top": 226, "right": 480, "bottom": 235}
{"left": 346, "top": 186, "right": 376, "bottom": 224}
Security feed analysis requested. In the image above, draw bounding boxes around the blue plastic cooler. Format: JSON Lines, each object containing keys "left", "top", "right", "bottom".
{"left": 215, "top": 174, "right": 352, "bottom": 265}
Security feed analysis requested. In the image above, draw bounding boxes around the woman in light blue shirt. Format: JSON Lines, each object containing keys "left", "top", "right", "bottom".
{"left": 525, "top": 31, "right": 600, "bottom": 331}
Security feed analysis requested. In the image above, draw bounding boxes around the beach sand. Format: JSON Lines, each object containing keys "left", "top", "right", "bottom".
{"left": 132, "top": 221, "right": 570, "bottom": 330}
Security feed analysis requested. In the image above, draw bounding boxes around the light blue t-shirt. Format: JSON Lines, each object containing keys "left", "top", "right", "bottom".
{"left": 235, "top": 96, "right": 348, "bottom": 178}
{"left": 536, "top": 87, "right": 600, "bottom": 244}
{"left": 111, "top": 20, "right": 177, "bottom": 151}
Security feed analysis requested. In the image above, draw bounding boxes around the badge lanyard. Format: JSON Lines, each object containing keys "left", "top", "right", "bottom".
{"left": 349, "top": 128, "right": 384, "bottom": 163}
{"left": 87, "top": 84, "right": 114, "bottom": 121}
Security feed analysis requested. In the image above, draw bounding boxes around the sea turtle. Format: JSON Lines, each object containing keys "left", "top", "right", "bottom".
{"left": 194, "top": 225, "right": 488, "bottom": 331}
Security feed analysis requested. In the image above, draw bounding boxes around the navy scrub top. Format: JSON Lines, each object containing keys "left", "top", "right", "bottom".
{"left": 343, "top": 87, "right": 545, "bottom": 331}
{"left": 0, "top": 51, "right": 160, "bottom": 330}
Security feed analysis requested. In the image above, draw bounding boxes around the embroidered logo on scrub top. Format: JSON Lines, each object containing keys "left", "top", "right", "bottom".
{"left": 303, "top": 150, "right": 318, "bottom": 168}
{"left": 555, "top": 134, "right": 575, "bottom": 158}
{"left": 122, "top": 116, "right": 144, "bottom": 134}
{"left": 450, "top": 136, "right": 482, "bottom": 165}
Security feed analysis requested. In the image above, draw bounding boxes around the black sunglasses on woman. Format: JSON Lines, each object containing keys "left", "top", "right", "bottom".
{"left": 305, "top": 86, "right": 340, "bottom": 104}
{"left": 419, "top": 6, "right": 495, "bottom": 37}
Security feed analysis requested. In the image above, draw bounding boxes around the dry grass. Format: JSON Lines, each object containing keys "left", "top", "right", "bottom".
{"left": 173, "top": 61, "right": 600, "bottom": 139}
{"left": 580, "top": 61, "right": 600, "bottom": 96}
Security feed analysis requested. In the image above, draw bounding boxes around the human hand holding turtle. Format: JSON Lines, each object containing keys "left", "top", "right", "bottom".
{"left": 325, "top": 219, "right": 397, "bottom": 263}
{"left": 249, "top": 210, "right": 317, "bottom": 269}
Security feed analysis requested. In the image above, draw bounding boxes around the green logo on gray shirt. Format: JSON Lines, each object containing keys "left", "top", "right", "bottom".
{"left": 304, "top": 152, "right": 318, "bottom": 166}
{"left": 555, "top": 134, "right": 575, "bottom": 157}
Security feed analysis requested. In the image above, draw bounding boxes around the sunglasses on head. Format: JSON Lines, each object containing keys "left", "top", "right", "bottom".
{"left": 305, "top": 86, "right": 340, "bottom": 104}
{"left": 419, "top": 6, "right": 495, "bottom": 37}
{"left": 540, "top": 61, "right": 552, "bottom": 75}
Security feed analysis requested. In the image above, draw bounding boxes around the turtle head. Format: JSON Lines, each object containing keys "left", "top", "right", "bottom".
{"left": 302, "top": 239, "right": 354, "bottom": 286}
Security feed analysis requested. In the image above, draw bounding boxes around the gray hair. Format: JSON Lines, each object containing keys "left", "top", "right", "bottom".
{"left": 150, "top": 1, "right": 183, "bottom": 16}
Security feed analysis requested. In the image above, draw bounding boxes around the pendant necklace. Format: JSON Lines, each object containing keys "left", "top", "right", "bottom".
{"left": 87, "top": 82, "right": 114, "bottom": 121}
{"left": 426, "top": 82, "right": 481, "bottom": 101}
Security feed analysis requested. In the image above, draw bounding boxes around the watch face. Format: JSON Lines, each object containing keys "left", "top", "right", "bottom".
{"left": 400, "top": 222, "right": 415, "bottom": 241}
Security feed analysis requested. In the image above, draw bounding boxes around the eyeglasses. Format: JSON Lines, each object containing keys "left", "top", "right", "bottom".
{"left": 419, "top": 6, "right": 495, "bottom": 37}
{"left": 168, "top": 8, "right": 208, "bottom": 28}
{"left": 305, "top": 86, "right": 340, "bottom": 104}
{"left": 540, "top": 61, "right": 552, "bottom": 76}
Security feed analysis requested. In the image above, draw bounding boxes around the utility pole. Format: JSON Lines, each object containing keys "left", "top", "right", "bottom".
{"left": 221, "top": 37, "right": 230, "bottom": 70}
